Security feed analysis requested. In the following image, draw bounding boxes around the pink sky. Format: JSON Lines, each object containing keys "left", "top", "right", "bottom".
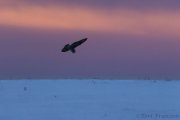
{"left": 0, "top": 1, "right": 180, "bottom": 79}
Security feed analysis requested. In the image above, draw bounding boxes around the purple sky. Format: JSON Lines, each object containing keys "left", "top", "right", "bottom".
{"left": 2, "top": 0, "right": 180, "bottom": 9}
{"left": 0, "top": 1, "right": 180, "bottom": 79}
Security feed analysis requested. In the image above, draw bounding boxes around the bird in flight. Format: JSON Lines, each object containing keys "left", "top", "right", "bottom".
{"left": 61, "top": 38, "right": 87, "bottom": 53}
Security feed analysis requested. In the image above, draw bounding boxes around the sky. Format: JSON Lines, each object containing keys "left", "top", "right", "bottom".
{"left": 0, "top": 0, "right": 180, "bottom": 79}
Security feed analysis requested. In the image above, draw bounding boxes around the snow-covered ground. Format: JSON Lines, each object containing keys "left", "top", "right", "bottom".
{"left": 0, "top": 80, "right": 179, "bottom": 120}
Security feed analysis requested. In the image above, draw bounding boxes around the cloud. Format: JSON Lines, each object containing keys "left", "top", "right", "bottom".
{"left": 0, "top": 4, "right": 180, "bottom": 37}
